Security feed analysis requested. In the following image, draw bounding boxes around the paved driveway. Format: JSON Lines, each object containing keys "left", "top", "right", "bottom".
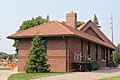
{"left": 33, "top": 68, "right": 120, "bottom": 80}
{"left": 0, "top": 66, "right": 18, "bottom": 80}
{"left": 0, "top": 70, "right": 11, "bottom": 80}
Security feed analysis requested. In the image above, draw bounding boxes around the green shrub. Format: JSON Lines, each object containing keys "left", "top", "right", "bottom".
{"left": 25, "top": 35, "right": 50, "bottom": 73}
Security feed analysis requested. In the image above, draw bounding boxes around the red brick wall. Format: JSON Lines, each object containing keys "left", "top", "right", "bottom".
{"left": 18, "top": 37, "right": 67, "bottom": 72}
{"left": 67, "top": 37, "right": 82, "bottom": 71}
{"left": 73, "top": 38, "right": 82, "bottom": 54}
{"left": 82, "top": 40, "right": 87, "bottom": 62}
{"left": 108, "top": 49, "right": 111, "bottom": 62}
{"left": 67, "top": 37, "right": 108, "bottom": 70}
{"left": 83, "top": 41, "right": 107, "bottom": 67}
{"left": 17, "top": 37, "right": 111, "bottom": 72}
{"left": 97, "top": 45, "right": 106, "bottom": 67}
{"left": 18, "top": 38, "right": 32, "bottom": 72}
{"left": 47, "top": 37, "right": 66, "bottom": 72}
{"left": 67, "top": 37, "right": 73, "bottom": 71}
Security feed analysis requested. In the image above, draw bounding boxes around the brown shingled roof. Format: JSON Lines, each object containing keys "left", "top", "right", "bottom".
{"left": 7, "top": 21, "right": 74, "bottom": 38}
{"left": 77, "top": 20, "right": 116, "bottom": 49}
{"left": 77, "top": 20, "right": 91, "bottom": 30}
{"left": 7, "top": 20, "right": 116, "bottom": 50}
{"left": 59, "top": 22, "right": 116, "bottom": 49}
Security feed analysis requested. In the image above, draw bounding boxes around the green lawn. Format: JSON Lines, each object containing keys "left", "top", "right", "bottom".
{"left": 0, "top": 68, "right": 10, "bottom": 70}
{"left": 8, "top": 72, "right": 68, "bottom": 80}
{"left": 100, "top": 76, "right": 120, "bottom": 80}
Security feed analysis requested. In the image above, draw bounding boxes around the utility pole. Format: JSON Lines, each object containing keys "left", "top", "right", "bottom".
{"left": 110, "top": 13, "right": 114, "bottom": 61}
{"left": 110, "top": 13, "right": 113, "bottom": 43}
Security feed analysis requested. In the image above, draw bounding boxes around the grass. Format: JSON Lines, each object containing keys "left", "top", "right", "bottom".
{"left": 100, "top": 76, "right": 120, "bottom": 80}
{"left": 0, "top": 68, "right": 10, "bottom": 70}
{"left": 8, "top": 72, "right": 68, "bottom": 80}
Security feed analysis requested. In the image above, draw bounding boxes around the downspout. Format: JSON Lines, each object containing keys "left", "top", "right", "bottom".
{"left": 63, "top": 36, "right": 68, "bottom": 72}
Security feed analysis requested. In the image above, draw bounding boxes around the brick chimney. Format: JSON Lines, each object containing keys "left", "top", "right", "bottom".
{"left": 66, "top": 12, "right": 77, "bottom": 29}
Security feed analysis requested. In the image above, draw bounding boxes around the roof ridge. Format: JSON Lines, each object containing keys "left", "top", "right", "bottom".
{"left": 54, "top": 21, "right": 74, "bottom": 34}
{"left": 77, "top": 20, "right": 91, "bottom": 30}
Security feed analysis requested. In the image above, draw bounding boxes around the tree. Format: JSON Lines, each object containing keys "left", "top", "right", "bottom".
{"left": 77, "top": 21, "right": 84, "bottom": 28}
{"left": 14, "top": 53, "right": 18, "bottom": 59}
{"left": 114, "top": 44, "right": 120, "bottom": 64}
{"left": 0, "top": 52, "right": 7, "bottom": 59}
{"left": 13, "top": 16, "right": 49, "bottom": 53}
{"left": 93, "top": 14, "right": 101, "bottom": 28}
{"left": 24, "top": 35, "right": 50, "bottom": 73}
{"left": 0, "top": 52, "right": 13, "bottom": 61}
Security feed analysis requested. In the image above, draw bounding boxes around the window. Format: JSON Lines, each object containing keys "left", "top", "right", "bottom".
{"left": 80, "top": 39, "right": 83, "bottom": 62}
{"left": 87, "top": 42, "right": 90, "bottom": 59}
{"left": 95, "top": 44, "right": 98, "bottom": 60}
{"left": 110, "top": 49, "right": 113, "bottom": 61}
{"left": 101, "top": 46, "right": 106, "bottom": 60}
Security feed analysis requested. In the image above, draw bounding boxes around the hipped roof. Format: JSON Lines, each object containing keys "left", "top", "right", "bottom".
{"left": 7, "top": 20, "right": 116, "bottom": 50}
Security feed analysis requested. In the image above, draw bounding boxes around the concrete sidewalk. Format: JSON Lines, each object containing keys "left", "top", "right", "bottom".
{"left": 0, "top": 66, "right": 18, "bottom": 80}
{"left": 32, "top": 68, "right": 120, "bottom": 80}
{"left": 0, "top": 70, "right": 11, "bottom": 80}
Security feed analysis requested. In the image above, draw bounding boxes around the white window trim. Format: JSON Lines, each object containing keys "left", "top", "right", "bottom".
{"left": 101, "top": 59, "right": 106, "bottom": 61}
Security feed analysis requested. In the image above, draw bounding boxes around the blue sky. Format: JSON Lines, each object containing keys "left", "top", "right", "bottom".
{"left": 0, "top": 0, "right": 120, "bottom": 54}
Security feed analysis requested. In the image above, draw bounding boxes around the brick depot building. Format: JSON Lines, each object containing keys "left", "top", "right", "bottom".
{"left": 8, "top": 12, "right": 116, "bottom": 72}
